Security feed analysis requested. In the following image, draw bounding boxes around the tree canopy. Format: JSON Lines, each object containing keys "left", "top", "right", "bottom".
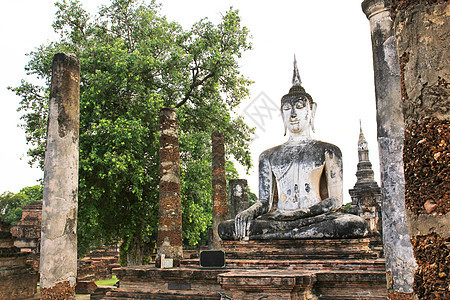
{"left": 0, "top": 185, "right": 43, "bottom": 227}
{"left": 10, "top": 0, "right": 253, "bottom": 263}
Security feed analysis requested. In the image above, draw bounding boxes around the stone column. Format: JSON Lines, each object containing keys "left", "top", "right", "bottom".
{"left": 392, "top": 1, "right": 449, "bottom": 298}
{"left": 156, "top": 108, "right": 183, "bottom": 268}
{"left": 211, "top": 131, "right": 228, "bottom": 249}
{"left": 40, "top": 53, "right": 80, "bottom": 300}
{"left": 361, "top": 1, "right": 417, "bottom": 297}
{"left": 228, "top": 179, "right": 249, "bottom": 219}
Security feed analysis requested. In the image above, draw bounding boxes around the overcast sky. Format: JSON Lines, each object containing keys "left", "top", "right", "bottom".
{"left": 0, "top": 0, "right": 379, "bottom": 203}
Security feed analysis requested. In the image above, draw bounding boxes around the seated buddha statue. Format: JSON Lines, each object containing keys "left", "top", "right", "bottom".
{"left": 219, "top": 60, "right": 368, "bottom": 240}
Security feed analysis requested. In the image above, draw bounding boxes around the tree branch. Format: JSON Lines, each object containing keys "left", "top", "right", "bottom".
{"left": 175, "top": 71, "right": 215, "bottom": 108}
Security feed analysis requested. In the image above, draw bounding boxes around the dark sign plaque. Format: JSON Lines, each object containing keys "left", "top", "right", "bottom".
{"left": 200, "top": 250, "right": 226, "bottom": 268}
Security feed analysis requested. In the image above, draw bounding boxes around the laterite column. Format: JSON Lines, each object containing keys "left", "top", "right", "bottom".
{"left": 40, "top": 53, "right": 80, "bottom": 299}
{"left": 156, "top": 108, "right": 183, "bottom": 267}
{"left": 361, "top": 1, "right": 416, "bottom": 297}
{"left": 392, "top": 1, "right": 449, "bottom": 298}
{"left": 211, "top": 131, "right": 228, "bottom": 249}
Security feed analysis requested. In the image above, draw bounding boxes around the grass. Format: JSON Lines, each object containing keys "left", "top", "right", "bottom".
{"left": 95, "top": 275, "right": 118, "bottom": 286}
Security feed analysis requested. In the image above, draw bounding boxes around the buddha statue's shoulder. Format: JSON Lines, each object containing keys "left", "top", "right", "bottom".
{"left": 259, "top": 144, "right": 284, "bottom": 160}
{"left": 259, "top": 140, "right": 342, "bottom": 161}
{"left": 310, "top": 140, "right": 342, "bottom": 159}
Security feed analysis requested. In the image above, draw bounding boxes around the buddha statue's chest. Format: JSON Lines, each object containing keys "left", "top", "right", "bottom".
{"left": 269, "top": 145, "right": 326, "bottom": 210}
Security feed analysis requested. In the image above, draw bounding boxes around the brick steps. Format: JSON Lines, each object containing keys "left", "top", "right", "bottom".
{"left": 103, "top": 290, "right": 220, "bottom": 299}
{"left": 227, "top": 252, "right": 378, "bottom": 260}
{"left": 181, "top": 258, "right": 386, "bottom": 271}
{"left": 106, "top": 238, "right": 387, "bottom": 299}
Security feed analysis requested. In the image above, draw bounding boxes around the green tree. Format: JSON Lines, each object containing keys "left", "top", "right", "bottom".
{"left": 0, "top": 185, "right": 43, "bottom": 227}
{"left": 10, "top": 0, "right": 253, "bottom": 264}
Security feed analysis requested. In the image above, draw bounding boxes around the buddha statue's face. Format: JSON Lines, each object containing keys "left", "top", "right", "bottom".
{"left": 281, "top": 96, "right": 315, "bottom": 135}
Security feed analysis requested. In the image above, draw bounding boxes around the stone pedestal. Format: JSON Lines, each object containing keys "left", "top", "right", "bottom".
{"left": 156, "top": 108, "right": 183, "bottom": 268}
{"left": 0, "top": 221, "right": 38, "bottom": 300}
{"left": 362, "top": 0, "right": 417, "bottom": 296}
{"left": 228, "top": 179, "right": 249, "bottom": 219}
{"left": 40, "top": 53, "right": 80, "bottom": 299}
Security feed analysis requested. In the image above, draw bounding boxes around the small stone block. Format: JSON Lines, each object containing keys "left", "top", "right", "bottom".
{"left": 162, "top": 258, "right": 173, "bottom": 269}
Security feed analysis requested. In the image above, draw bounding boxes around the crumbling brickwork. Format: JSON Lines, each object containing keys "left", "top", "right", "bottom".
{"left": 391, "top": 0, "right": 448, "bottom": 19}
{"left": 41, "top": 281, "right": 76, "bottom": 300}
{"left": 0, "top": 221, "right": 38, "bottom": 300}
{"left": 393, "top": 1, "right": 450, "bottom": 298}
{"left": 412, "top": 233, "right": 450, "bottom": 299}
{"left": 404, "top": 118, "right": 449, "bottom": 215}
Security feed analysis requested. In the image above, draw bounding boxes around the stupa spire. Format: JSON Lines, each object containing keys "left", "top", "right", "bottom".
{"left": 358, "top": 121, "right": 368, "bottom": 153}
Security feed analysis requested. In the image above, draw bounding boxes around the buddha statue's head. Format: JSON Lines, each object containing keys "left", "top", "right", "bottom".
{"left": 281, "top": 57, "right": 317, "bottom": 137}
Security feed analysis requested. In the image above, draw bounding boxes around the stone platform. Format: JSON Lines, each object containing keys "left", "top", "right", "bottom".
{"left": 105, "top": 238, "right": 387, "bottom": 299}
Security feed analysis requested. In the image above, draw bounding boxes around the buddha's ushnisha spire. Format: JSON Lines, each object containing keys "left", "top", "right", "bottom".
{"left": 292, "top": 54, "right": 302, "bottom": 86}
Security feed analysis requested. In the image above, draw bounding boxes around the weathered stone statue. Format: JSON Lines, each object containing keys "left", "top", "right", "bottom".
{"left": 219, "top": 59, "right": 368, "bottom": 240}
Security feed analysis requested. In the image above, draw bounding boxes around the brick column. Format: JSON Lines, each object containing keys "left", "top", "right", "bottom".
{"left": 156, "top": 108, "right": 183, "bottom": 267}
{"left": 40, "top": 53, "right": 80, "bottom": 300}
{"left": 211, "top": 131, "right": 228, "bottom": 249}
{"left": 392, "top": 1, "right": 450, "bottom": 299}
{"left": 228, "top": 179, "right": 249, "bottom": 219}
{"left": 361, "top": 1, "right": 416, "bottom": 297}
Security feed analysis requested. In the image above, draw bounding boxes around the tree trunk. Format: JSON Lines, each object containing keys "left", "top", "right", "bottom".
{"left": 125, "top": 235, "right": 144, "bottom": 266}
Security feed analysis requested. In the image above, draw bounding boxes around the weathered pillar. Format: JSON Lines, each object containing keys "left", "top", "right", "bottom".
{"left": 361, "top": 1, "right": 417, "bottom": 298}
{"left": 392, "top": 1, "right": 449, "bottom": 298}
{"left": 40, "top": 53, "right": 80, "bottom": 299}
{"left": 228, "top": 179, "right": 249, "bottom": 219}
{"left": 156, "top": 108, "right": 183, "bottom": 268}
{"left": 211, "top": 131, "right": 228, "bottom": 249}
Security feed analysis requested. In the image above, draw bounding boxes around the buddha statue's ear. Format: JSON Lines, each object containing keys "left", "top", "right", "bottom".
{"left": 282, "top": 110, "right": 287, "bottom": 136}
{"left": 310, "top": 102, "right": 317, "bottom": 133}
